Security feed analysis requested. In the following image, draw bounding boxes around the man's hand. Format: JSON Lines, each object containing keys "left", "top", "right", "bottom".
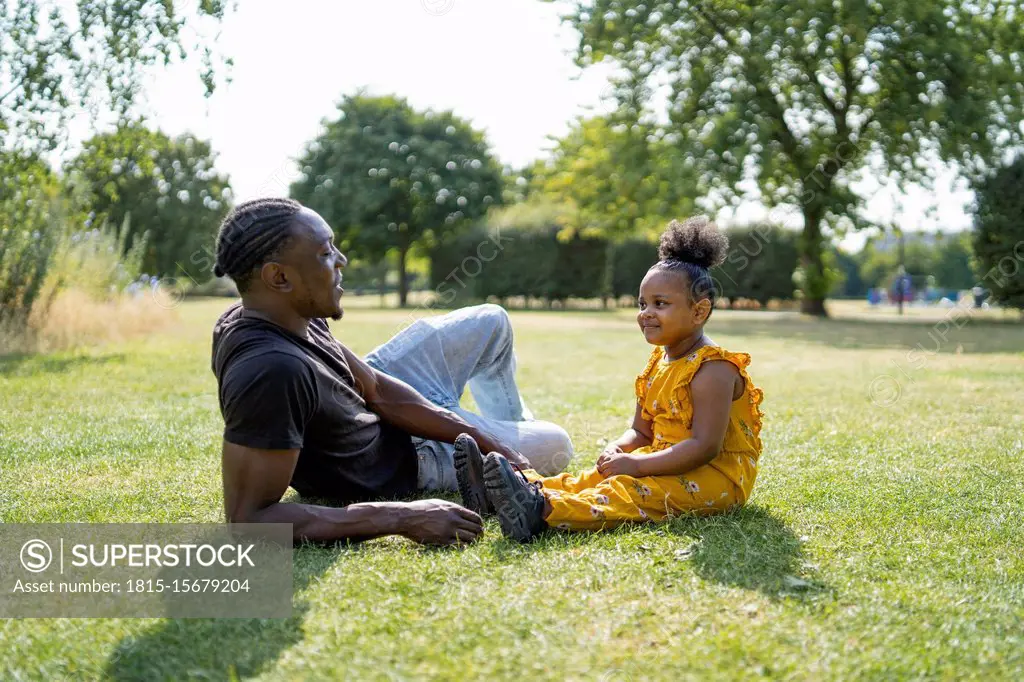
{"left": 222, "top": 442, "right": 482, "bottom": 545}
{"left": 398, "top": 499, "right": 484, "bottom": 546}
{"left": 596, "top": 451, "right": 642, "bottom": 478}
{"left": 473, "top": 430, "right": 530, "bottom": 469}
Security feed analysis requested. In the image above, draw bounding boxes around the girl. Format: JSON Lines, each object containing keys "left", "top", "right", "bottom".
{"left": 454, "top": 216, "right": 764, "bottom": 542}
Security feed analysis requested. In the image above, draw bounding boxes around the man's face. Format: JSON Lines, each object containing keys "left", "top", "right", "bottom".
{"left": 274, "top": 208, "right": 348, "bottom": 320}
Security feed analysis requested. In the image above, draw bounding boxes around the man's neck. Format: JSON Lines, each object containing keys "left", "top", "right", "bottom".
{"left": 239, "top": 298, "right": 310, "bottom": 338}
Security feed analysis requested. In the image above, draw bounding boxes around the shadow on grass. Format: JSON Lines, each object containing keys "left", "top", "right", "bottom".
{"left": 0, "top": 351, "right": 126, "bottom": 377}
{"left": 665, "top": 504, "right": 824, "bottom": 598}
{"left": 103, "top": 545, "right": 344, "bottom": 681}
{"left": 485, "top": 503, "right": 823, "bottom": 599}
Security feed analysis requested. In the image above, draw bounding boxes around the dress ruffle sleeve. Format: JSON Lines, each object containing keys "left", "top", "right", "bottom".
{"left": 682, "top": 347, "right": 764, "bottom": 453}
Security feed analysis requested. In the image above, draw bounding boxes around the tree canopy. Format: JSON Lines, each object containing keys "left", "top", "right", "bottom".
{"left": 0, "top": 0, "right": 230, "bottom": 154}
{"left": 291, "top": 94, "right": 505, "bottom": 307}
{"left": 67, "top": 123, "right": 232, "bottom": 281}
{"left": 551, "top": 0, "right": 1024, "bottom": 315}
{"left": 0, "top": 155, "right": 63, "bottom": 323}
{"left": 531, "top": 104, "right": 693, "bottom": 240}
{"left": 974, "top": 157, "right": 1024, "bottom": 312}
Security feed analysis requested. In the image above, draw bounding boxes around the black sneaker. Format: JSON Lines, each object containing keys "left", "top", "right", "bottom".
{"left": 453, "top": 433, "right": 491, "bottom": 516}
{"left": 482, "top": 452, "right": 547, "bottom": 542}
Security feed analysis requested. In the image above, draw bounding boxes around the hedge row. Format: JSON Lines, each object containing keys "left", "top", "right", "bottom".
{"left": 429, "top": 222, "right": 800, "bottom": 306}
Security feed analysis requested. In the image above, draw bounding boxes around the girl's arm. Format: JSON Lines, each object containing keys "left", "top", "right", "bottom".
{"left": 598, "top": 361, "right": 737, "bottom": 478}
{"left": 602, "top": 402, "right": 653, "bottom": 454}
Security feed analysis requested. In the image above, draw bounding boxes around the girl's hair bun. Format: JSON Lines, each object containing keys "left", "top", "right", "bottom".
{"left": 657, "top": 216, "right": 728, "bottom": 269}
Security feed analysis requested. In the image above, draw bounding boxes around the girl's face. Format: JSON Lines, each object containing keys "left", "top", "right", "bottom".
{"left": 636, "top": 269, "right": 711, "bottom": 347}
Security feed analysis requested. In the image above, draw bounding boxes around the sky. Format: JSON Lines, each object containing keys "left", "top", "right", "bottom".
{"left": 65, "top": 0, "right": 975, "bottom": 251}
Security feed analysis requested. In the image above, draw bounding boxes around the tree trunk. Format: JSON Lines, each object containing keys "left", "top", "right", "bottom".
{"left": 377, "top": 263, "right": 387, "bottom": 308}
{"left": 601, "top": 241, "right": 615, "bottom": 310}
{"left": 897, "top": 230, "right": 906, "bottom": 316}
{"left": 397, "top": 243, "right": 409, "bottom": 308}
{"left": 801, "top": 296, "right": 827, "bottom": 316}
{"left": 799, "top": 205, "right": 829, "bottom": 317}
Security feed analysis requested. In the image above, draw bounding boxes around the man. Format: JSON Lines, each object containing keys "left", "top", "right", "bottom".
{"left": 210, "top": 198, "right": 572, "bottom": 546}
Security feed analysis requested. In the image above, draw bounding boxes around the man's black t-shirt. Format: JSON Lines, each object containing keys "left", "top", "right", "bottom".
{"left": 211, "top": 303, "right": 418, "bottom": 504}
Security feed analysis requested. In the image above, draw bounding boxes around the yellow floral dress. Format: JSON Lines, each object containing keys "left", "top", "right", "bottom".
{"left": 527, "top": 345, "right": 764, "bottom": 531}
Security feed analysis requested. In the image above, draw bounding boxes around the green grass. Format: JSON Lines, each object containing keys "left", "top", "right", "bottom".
{"left": 2, "top": 298, "right": 1023, "bottom": 681}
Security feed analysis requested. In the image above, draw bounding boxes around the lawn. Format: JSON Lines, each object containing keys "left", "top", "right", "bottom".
{"left": 1, "top": 298, "right": 1023, "bottom": 681}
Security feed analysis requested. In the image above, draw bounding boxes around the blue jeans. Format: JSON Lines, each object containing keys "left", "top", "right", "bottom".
{"left": 365, "top": 304, "right": 573, "bottom": 491}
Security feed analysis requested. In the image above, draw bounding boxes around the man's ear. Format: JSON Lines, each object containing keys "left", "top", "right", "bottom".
{"left": 260, "top": 262, "right": 293, "bottom": 293}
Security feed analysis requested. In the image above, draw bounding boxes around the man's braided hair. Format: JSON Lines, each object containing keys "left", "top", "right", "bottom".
{"left": 214, "top": 198, "right": 303, "bottom": 293}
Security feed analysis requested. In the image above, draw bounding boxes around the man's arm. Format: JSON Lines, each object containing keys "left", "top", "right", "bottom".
{"left": 221, "top": 441, "right": 483, "bottom": 545}
{"left": 339, "top": 345, "right": 529, "bottom": 467}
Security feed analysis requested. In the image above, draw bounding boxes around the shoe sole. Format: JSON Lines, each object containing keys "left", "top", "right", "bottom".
{"left": 482, "top": 453, "right": 539, "bottom": 543}
{"left": 453, "top": 434, "right": 489, "bottom": 516}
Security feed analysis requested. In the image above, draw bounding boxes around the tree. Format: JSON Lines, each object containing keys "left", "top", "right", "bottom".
{"left": 67, "top": 123, "right": 232, "bottom": 281}
{"left": 859, "top": 236, "right": 936, "bottom": 291}
{"left": 531, "top": 105, "right": 694, "bottom": 305}
{"left": 832, "top": 248, "right": 866, "bottom": 299}
{"left": 0, "top": 155, "right": 65, "bottom": 326}
{"left": 932, "top": 232, "right": 976, "bottom": 292}
{"left": 973, "top": 158, "right": 1024, "bottom": 312}
{"left": 532, "top": 114, "right": 691, "bottom": 239}
{"left": 551, "top": 0, "right": 1024, "bottom": 315}
{"left": 854, "top": 230, "right": 976, "bottom": 296}
{"left": 0, "top": 0, "right": 230, "bottom": 154}
{"left": 291, "top": 94, "right": 504, "bottom": 307}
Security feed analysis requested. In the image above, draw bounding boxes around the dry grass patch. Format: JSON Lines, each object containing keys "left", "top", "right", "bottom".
{"left": 1, "top": 289, "right": 178, "bottom": 354}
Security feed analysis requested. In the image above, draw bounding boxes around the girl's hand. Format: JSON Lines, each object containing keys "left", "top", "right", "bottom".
{"left": 596, "top": 444, "right": 622, "bottom": 470}
{"left": 597, "top": 451, "right": 642, "bottom": 478}
{"left": 599, "top": 442, "right": 624, "bottom": 459}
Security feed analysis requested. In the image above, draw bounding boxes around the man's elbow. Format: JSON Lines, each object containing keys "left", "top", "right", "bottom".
{"left": 226, "top": 509, "right": 250, "bottom": 524}
{"left": 225, "top": 506, "right": 253, "bottom": 524}
{"left": 225, "top": 500, "right": 271, "bottom": 525}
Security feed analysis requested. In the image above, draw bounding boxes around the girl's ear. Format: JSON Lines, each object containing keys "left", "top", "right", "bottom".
{"left": 693, "top": 297, "right": 712, "bottom": 324}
